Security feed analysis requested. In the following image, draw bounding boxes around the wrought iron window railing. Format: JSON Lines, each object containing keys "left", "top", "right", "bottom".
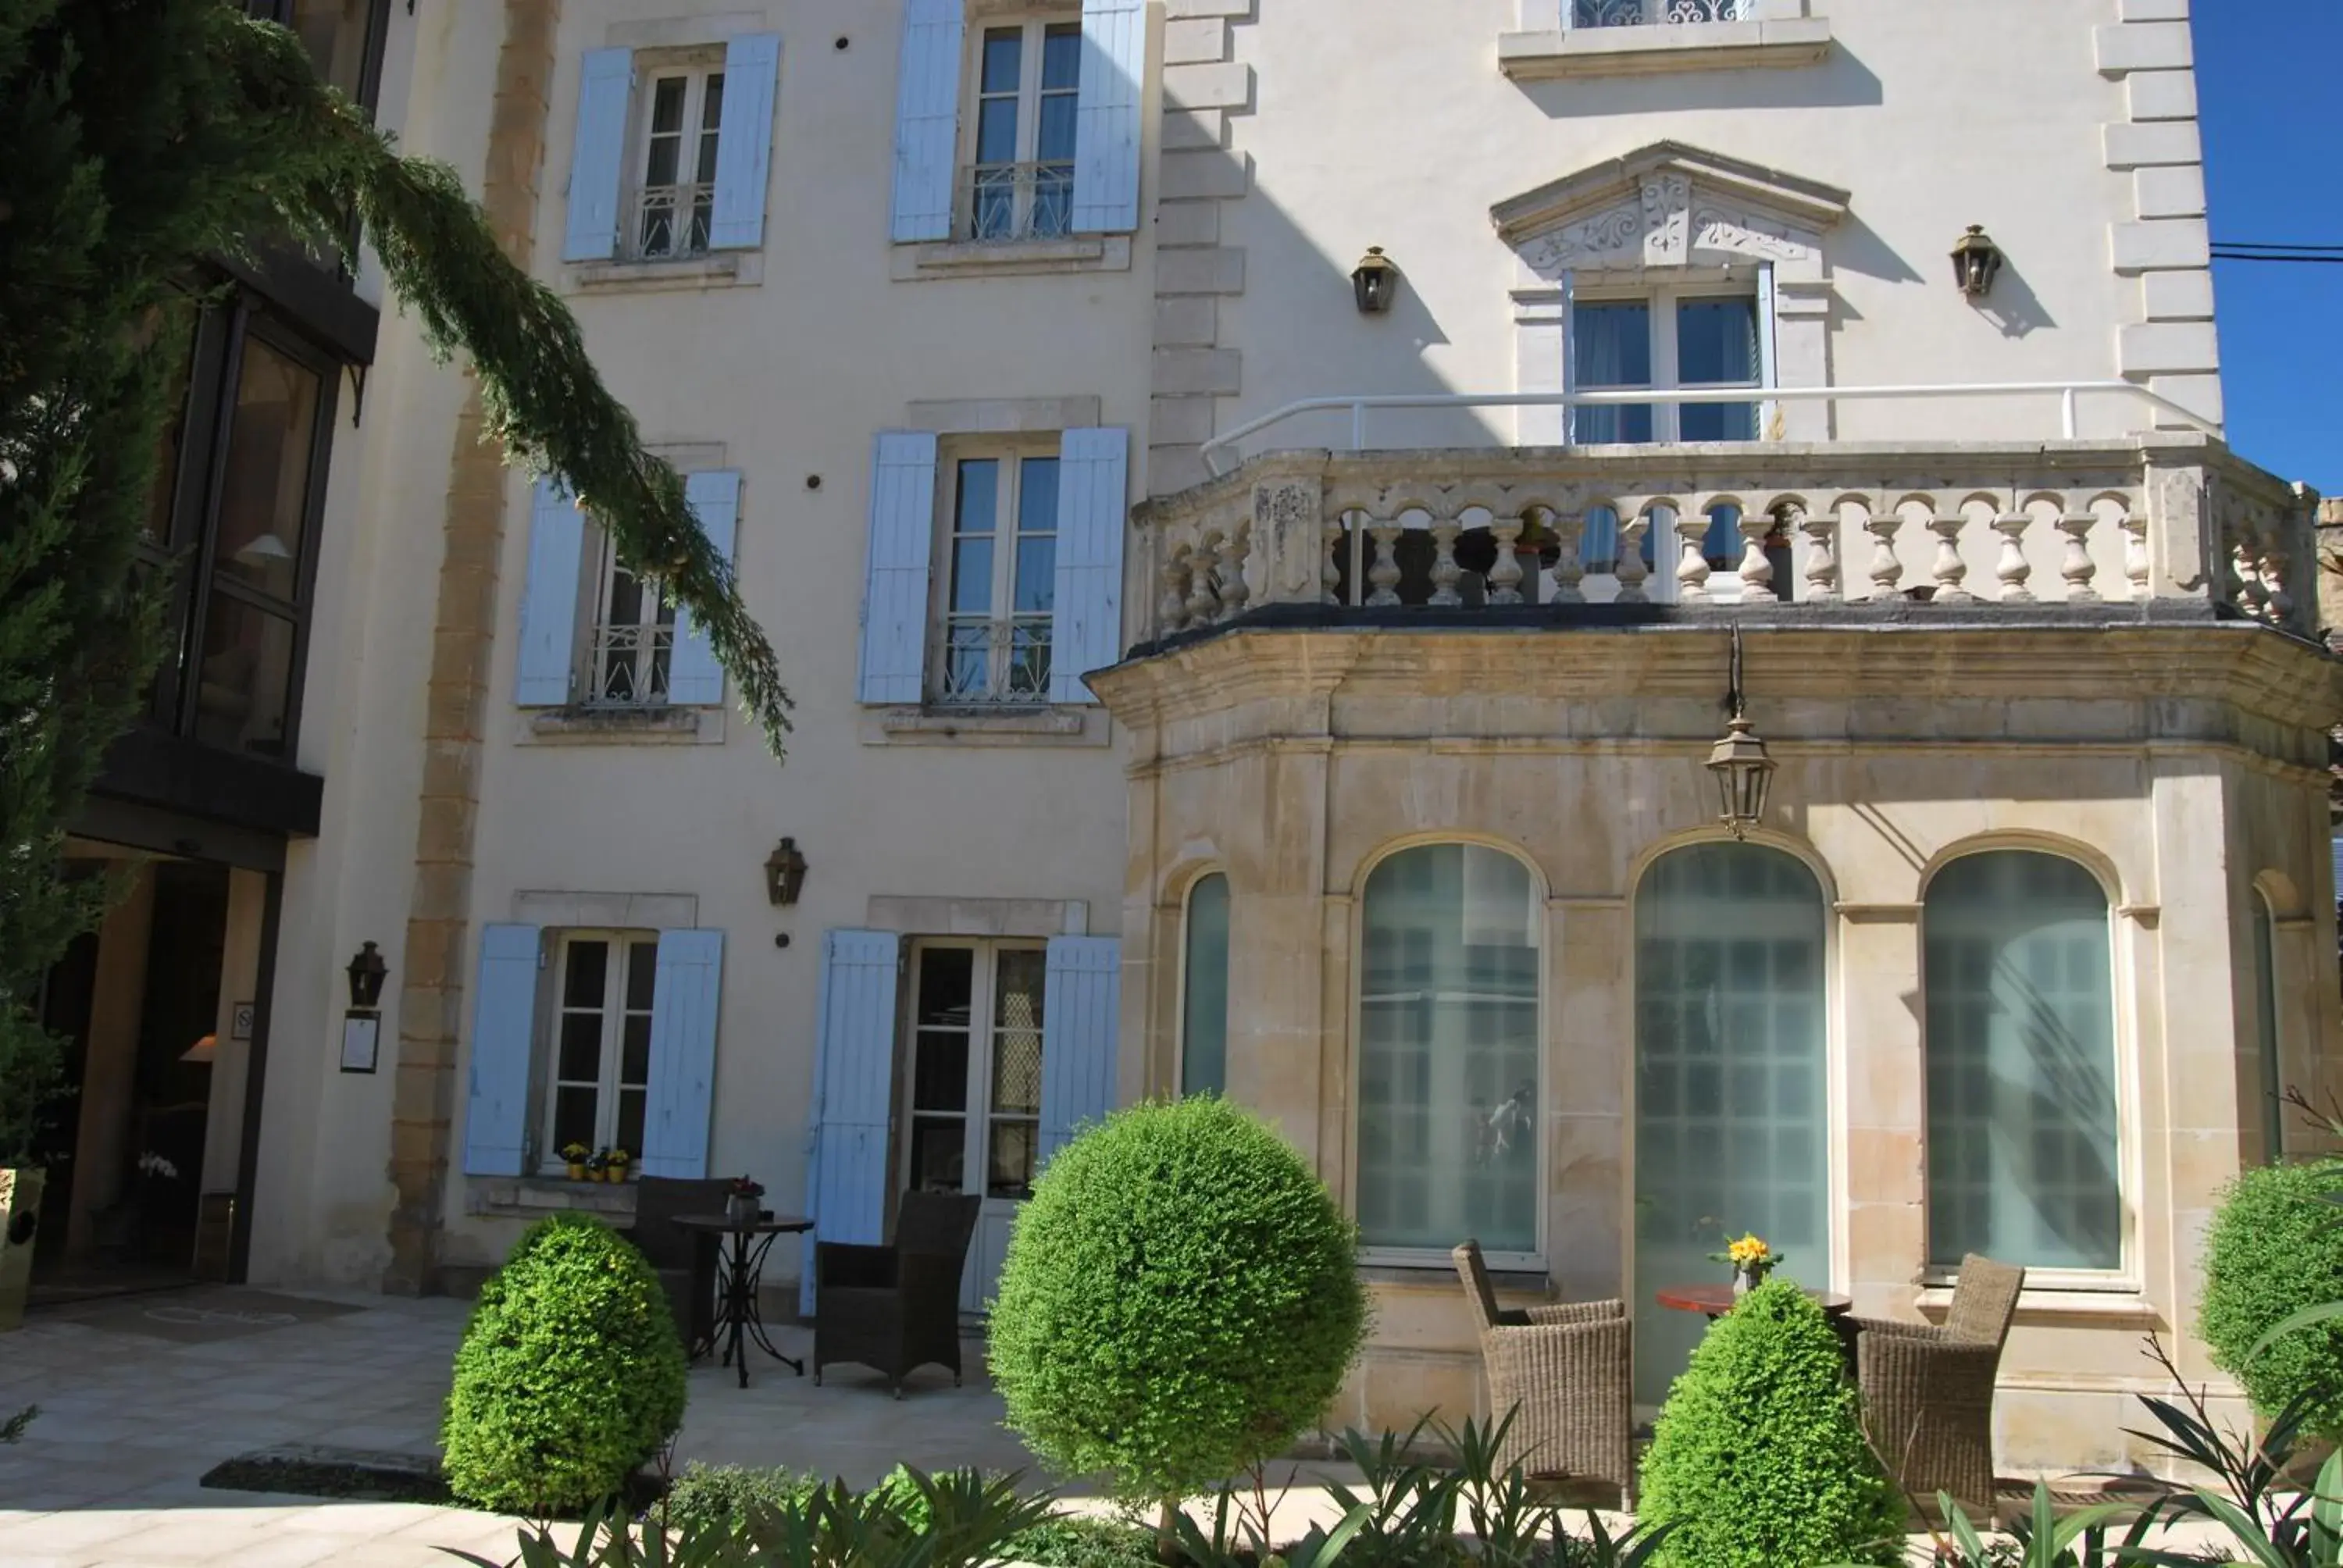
{"left": 963, "top": 162, "right": 1076, "bottom": 244}
{"left": 590, "top": 623, "right": 673, "bottom": 707}
{"left": 1572, "top": 0, "right": 1751, "bottom": 24}
{"left": 633, "top": 183, "right": 715, "bottom": 262}
{"left": 940, "top": 619, "right": 1053, "bottom": 706}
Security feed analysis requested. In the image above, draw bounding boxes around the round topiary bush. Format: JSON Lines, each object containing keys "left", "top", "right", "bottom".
{"left": 988, "top": 1096, "right": 1368, "bottom": 1510}
{"left": 1638, "top": 1279, "right": 1904, "bottom": 1568}
{"left": 440, "top": 1213, "right": 688, "bottom": 1514}
{"left": 2199, "top": 1156, "right": 2343, "bottom": 1436}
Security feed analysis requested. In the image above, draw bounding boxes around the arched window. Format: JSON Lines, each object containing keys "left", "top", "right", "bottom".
{"left": 2252, "top": 892, "right": 2284, "bottom": 1162}
{"left": 1924, "top": 851, "right": 2120, "bottom": 1271}
{"left": 1182, "top": 874, "right": 1230, "bottom": 1096}
{"left": 1358, "top": 845, "right": 1540, "bottom": 1256}
{"left": 1634, "top": 843, "right": 1829, "bottom": 1406}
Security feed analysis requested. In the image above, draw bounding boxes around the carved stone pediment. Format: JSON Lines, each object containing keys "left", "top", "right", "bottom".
{"left": 1492, "top": 141, "right": 1849, "bottom": 279}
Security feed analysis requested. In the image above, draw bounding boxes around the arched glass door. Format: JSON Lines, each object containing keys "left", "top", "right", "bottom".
{"left": 1633, "top": 843, "right": 1829, "bottom": 1408}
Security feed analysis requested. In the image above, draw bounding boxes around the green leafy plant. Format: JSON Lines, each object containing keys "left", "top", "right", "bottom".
{"left": 1003, "top": 1514, "right": 1160, "bottom": 1568}
{"left": 661, "top": 1464, "right": 822, "bottom": 1537}
{"left": 1638, "top": 1279, "right": 1904, "bottom": 1568}
{"left": 2199, "top": 1157, "right": 2343, "bottom": 1436}
{"left": 440, "top": 1214, "right": 688, "bottom": 1516}
{"left": 1889, "top": 1480, "right": 2148, "bottom": 1568}
{"left": 988, "top": 1096, "right": 1369, "bottom": 1538}
{"left": 2, "top": 1406, "right": 34, "bottom": 1445}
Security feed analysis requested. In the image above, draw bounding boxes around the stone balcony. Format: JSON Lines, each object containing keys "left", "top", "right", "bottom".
{"left": 1129, "top": 433, "right": 2320, "bottom": 650}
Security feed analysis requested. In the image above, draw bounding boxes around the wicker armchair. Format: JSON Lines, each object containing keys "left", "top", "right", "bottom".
{"left": 1452, "top": 1241, "right": 1634, "bottom": 1504}
{"left": 1853, "top": 1253, "right": 2026, "bottom": 1512}
{"left": 622, "top": 1176, "right": 729, "bottom": 1352}
{"left": 813, "top": 1191, "right": 980, "bottom": 1398}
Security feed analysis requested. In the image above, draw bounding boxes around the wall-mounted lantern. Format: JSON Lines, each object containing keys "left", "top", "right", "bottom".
{"left": 1951, "top": 224, "right": 2004, "bottom": 299}
{"left": 765, "top": 837, "right": 809, "bottom": 907}
{"left": 1351, "top": 247, "right": 1399, "bottom": 315}
{"left": 1705, "top": 626, "right": 1777, "bottom": 840}
{"left": 345, "top": 941, "right": 389, "bottom": 1012}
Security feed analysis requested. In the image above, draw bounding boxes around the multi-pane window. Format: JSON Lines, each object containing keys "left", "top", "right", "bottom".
{"left": 546, "top": 934, "right": 657, "bottom": 1166}
{"left": 248, "top": 0, "right": 389, "bottom": 108}
{"left": 968, "top": 22, "right": 1081, "bottom": 241}
{"left": 1924, "top": 851, "right": 2121, "bottom": 1273}
{"left": 1181, "top": 875, "right": 1232, "bottom": 1096}
{"left": 1571, "top": 0, "right": 1750, "bottom": 24}
{"left": 636, "top": 69, "right": 726, "bottom": 259}
{"left": 1573, "top": 291, "right": 1761, "bottom": 444}
{"left": 940, "top": 452, "right": 1057, "bottom": 705}
{"left": 905, "top": 943, "right": 1047, "bottom": 1203}
{"left": 587, "top": 533, "right": 676, "bottom": 707}
{"left": 1633, "top": 843, "right": 1828, "bottom": 1406}
{"left": 1357, "top": 846, "right": 1541, "bottom": 1258}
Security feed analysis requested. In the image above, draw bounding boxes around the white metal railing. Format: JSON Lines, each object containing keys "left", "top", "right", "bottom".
{"left": 964, "top": 162, "right": 1075, "bottom": 244}
{"left": 633, "top": 183, "right": 713, "bottom": 261}
{"left": 1573, "top": 0, "right": 1749, "bottom": 24}
{"left": 1198, "top": 382, "right": 2226, "bottom": 477}
{"left": 940, "top": 618, "right": 1053, "bottom": 705}
{"left": 589, "top": 624, "right": 673, "bottom": 707}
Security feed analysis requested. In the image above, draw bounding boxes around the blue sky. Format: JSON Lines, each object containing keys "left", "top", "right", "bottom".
{"left": 2198, "top": 1, "right": 2343, "bottom": 490}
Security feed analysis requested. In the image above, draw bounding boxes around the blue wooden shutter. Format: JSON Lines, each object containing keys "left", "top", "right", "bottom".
{"left": 711, "top": 34, "right": 780, "bottom": 251}
{"left": 515, "top": 479, "right": 584, "bottom": 706}
{"left": 463, "top": 924, "right": 543, "bottom": 1177}
{"left": 803, "top": 929, "right": 902, "bottom": 1314}
{"left": 890, "top": 0, "right": 965, "bottom": 242}
{"left": 857, "top": 432, "right": 939, "bottom": 705}
{"left": 641, "top": 929, "right": 724, "bottom": 1178}
{"left": 1048, "top": 428, "right": 1129, "bottom": 704}
{"left": 1756, "top": 262, "right": 1781, "bottom": 438}
{"left": 669, "top": 470, "right": 740, "bottom": 706}
{"left": 1040, "top": 936, "right": 1122, "bottom": 1163}
{"left": 1072, "top": 0, "right": 1146, "bottom": 234}
{"left": 563, "top": 48, "right": 633, "bottom": 262}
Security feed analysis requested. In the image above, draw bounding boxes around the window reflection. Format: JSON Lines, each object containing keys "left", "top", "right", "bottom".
{"left": 192, "top": 596, "right": 297, "bottom": 757}
{"left": 214, "top": 339, "right": 320, "bottom": 600}
{"left": 287, "top": 0, "right": 375, "bottom": 99}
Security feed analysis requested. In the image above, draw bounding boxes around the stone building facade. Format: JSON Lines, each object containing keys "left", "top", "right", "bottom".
{"left": 223, "top": 0, "right": 2340, "bottom": 1478}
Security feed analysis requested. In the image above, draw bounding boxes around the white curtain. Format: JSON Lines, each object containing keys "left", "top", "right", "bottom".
{"left": 1572, "top": 302, "right": 1652, "bottom": 445}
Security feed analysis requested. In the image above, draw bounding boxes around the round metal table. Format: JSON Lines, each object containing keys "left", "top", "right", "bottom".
{"left": 1653, "top": 1282, "right": 1853, "bottom": 1320}
{"left": 672, "top": 1213, "right": 812, "bottom": 1388}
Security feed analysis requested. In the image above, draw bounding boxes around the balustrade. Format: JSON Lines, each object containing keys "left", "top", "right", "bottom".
{"left": 1132, "top": 437, "right": 2316, "bottom": 645}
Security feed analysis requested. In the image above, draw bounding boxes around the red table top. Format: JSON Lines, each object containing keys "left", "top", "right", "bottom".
{"left": 1654, "top": 1282, "right": 1853, "bottom": 1317}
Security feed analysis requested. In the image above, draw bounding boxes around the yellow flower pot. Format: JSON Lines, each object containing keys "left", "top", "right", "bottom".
{"left": 565, "top": 1163, "right": 587, "bottom": 1181}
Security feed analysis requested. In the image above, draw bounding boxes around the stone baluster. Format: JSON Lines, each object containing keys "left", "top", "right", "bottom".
{"left": 1321, "top": 511, "right": 1346, "bottom": 606}
{"left": 1674, "top": 511, "right": 1713, "bottom": 604}
{"left": 1992, "top": 511, "right": 2033, "bottom": 604}
{"left": 1216, "top": 521, "right": 1251, "bottom": 620}
{"left": 1428, "top": 511, "right": 1464, "bottom": 607}
{"left": 1550, "top": 510, "right": 1587, "bottom": 604}
{"left": 1488, "top": 514, "right": 1527, "bottom": 604}
{"left": 1615, "top": 513, "right": 1652, "bottom": 604}
{"left": 1866, "top": 508, "right": 1902, "bottom": 599}
{"left": 1186, "top": 531, "right": 1224, "bottom": 625}
{"left": 2123, "top": 511, "right": 2151, "bottom": 600}
{"left": 1928, "top": 512, "right": 1974, "bottom": 603}
{"left": 1364, "top": 515, "right": 1403, "bottom": 607}
{"left": 1737, "top": 509, "right": 1774, "bottom": 601}
{"left": 2057, "top": 511, "right": 2099, "bottom": 602}
{"left": 2238, "top": 528, "right": 2273, "bottom": 621}
{"left": 2259, "top": 515, "right": 2296, "bottom": 624}
{"left": 1161, "top": 543, "right": 1194, "bottom": 633}
{"left": 1797, "top": 504, "right": 1838, "bottom": 603}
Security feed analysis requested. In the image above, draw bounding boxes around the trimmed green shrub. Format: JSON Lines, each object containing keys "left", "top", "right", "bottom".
{"left": 661, "top": 1463, "right": 821, "bottom": 1534}
{"left": 988, "top": 1096, "right": 1368, "bottom": 1510}
{"left": 440, "top": 1214, "right": 688, "bottom": 1514}
{"left": 1005, "top": 1515, "right": 1158, "bottom": 1568}
{"left": 1637, "top": 1279, "right": 1904, "bottom": 1568}
{"left": 2199, "top": 1156, "right": 2343, "bottom": 1436}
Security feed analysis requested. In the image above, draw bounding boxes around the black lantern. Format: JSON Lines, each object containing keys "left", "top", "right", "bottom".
{"left": 1704, "top": 627, "right": 1777, "bottom": 840}
{"left": 765, "top": 837, "right": 809, "bottom": 907}
{"left": 1351, "top": 247, "right": 1398, "bottom": 315}
{"left": 346, "top": 942, "right": 389, "bottom": 1012}
{"left": 1951, "top": 224, "right": 2003, "bottom": 299}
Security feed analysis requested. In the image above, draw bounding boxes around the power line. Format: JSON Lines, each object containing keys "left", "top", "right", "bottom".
{"left": 2213, "top": 250, "right": 2343, "bottom": 265}
{"left": 2216, "top": 241, "right": 2343, "bottom": 254}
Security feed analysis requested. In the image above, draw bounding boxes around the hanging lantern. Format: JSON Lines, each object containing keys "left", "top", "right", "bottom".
{"left": 1351, "top": 247, "right": 1399, "bottom": 315}
{"left": 765, "top": 837, "right": 809, "bottom": 907}
{"left": 1950, "top": 225, "right": 2003, "bottom": 299}
{"left": 345, "top": 942, "right": 389, "bottom": 1012}
{"left": 1704, "top": 627, "right": 1777, "bottom": 839}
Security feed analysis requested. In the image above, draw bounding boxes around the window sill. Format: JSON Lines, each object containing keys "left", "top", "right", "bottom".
{"left": 466, "top": 1177, "right": 638, "bottom": 1221}
{"left": 1497, "top": 16, "right": 1831, "bottom": 80}
{"left": 1915, "top": 1282, "right": 2161, "bottom": 1324}
{"left": 565, "top": 250, "right": 764, "bottom": 294}
{"left": 1361, "top": 1262, "right": 1550, "bottom": 1294}
{"left": 860, "top": 704, "right": 1110, "bottom": 748}
{"left": 890, "top": 233, "right": 1132, "bottom": 283}
{"left": 520, "top": 705, "right": 725, "bottom": 746}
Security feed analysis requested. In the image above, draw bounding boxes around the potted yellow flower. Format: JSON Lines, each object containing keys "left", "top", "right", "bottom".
{"left": 559, "top": 1143, "right": 590, "bottom": 1181}
{"left": 1710, "top": 1232, "right": 1784, "bottom": 1297}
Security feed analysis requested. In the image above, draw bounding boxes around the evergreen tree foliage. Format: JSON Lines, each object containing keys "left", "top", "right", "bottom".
{"left": 0, "top": 0, "right": 789, "bottom": 1160}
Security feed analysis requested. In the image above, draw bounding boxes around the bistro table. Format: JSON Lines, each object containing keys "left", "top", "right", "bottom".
{"left": 672, "top": 1213, "right": 814, "bottom": 1388}
{"left": 1655, "top": 1283, "right": 1854, "bottom": 1320}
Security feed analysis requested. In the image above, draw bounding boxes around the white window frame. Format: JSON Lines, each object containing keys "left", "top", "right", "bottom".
{"left": 961, "top": 16, "right": 1082, "bottom": 241}
{"left": 932, "top": 442, "right": 1059, "bottom": 707}
{"left": 1571, "top": 279, "right": 1763, "bottom": 445}
{"left": 629, "top": 54, "right": 726, "bottom": 262}
{"left": 539, "top": 930, "right": 660, "bottom": 1174}
{"left": 582, "top": 526, "right": 677, "bottom": 708}
{"left": 900, "top": 939, "right": 1049, "bottom": 1203}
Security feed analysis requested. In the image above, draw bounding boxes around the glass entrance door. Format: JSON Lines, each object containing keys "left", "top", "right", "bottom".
{"left": 1632, "top": 843, "right": 1830, "bottom": 1409}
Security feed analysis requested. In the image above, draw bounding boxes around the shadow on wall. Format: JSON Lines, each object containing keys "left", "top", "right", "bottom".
{"left": 1508, "top": 41, "right": 1885, "bottom": 122}
{"left": 1970, "top": 258, "right": 2058, "bottom": 339}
